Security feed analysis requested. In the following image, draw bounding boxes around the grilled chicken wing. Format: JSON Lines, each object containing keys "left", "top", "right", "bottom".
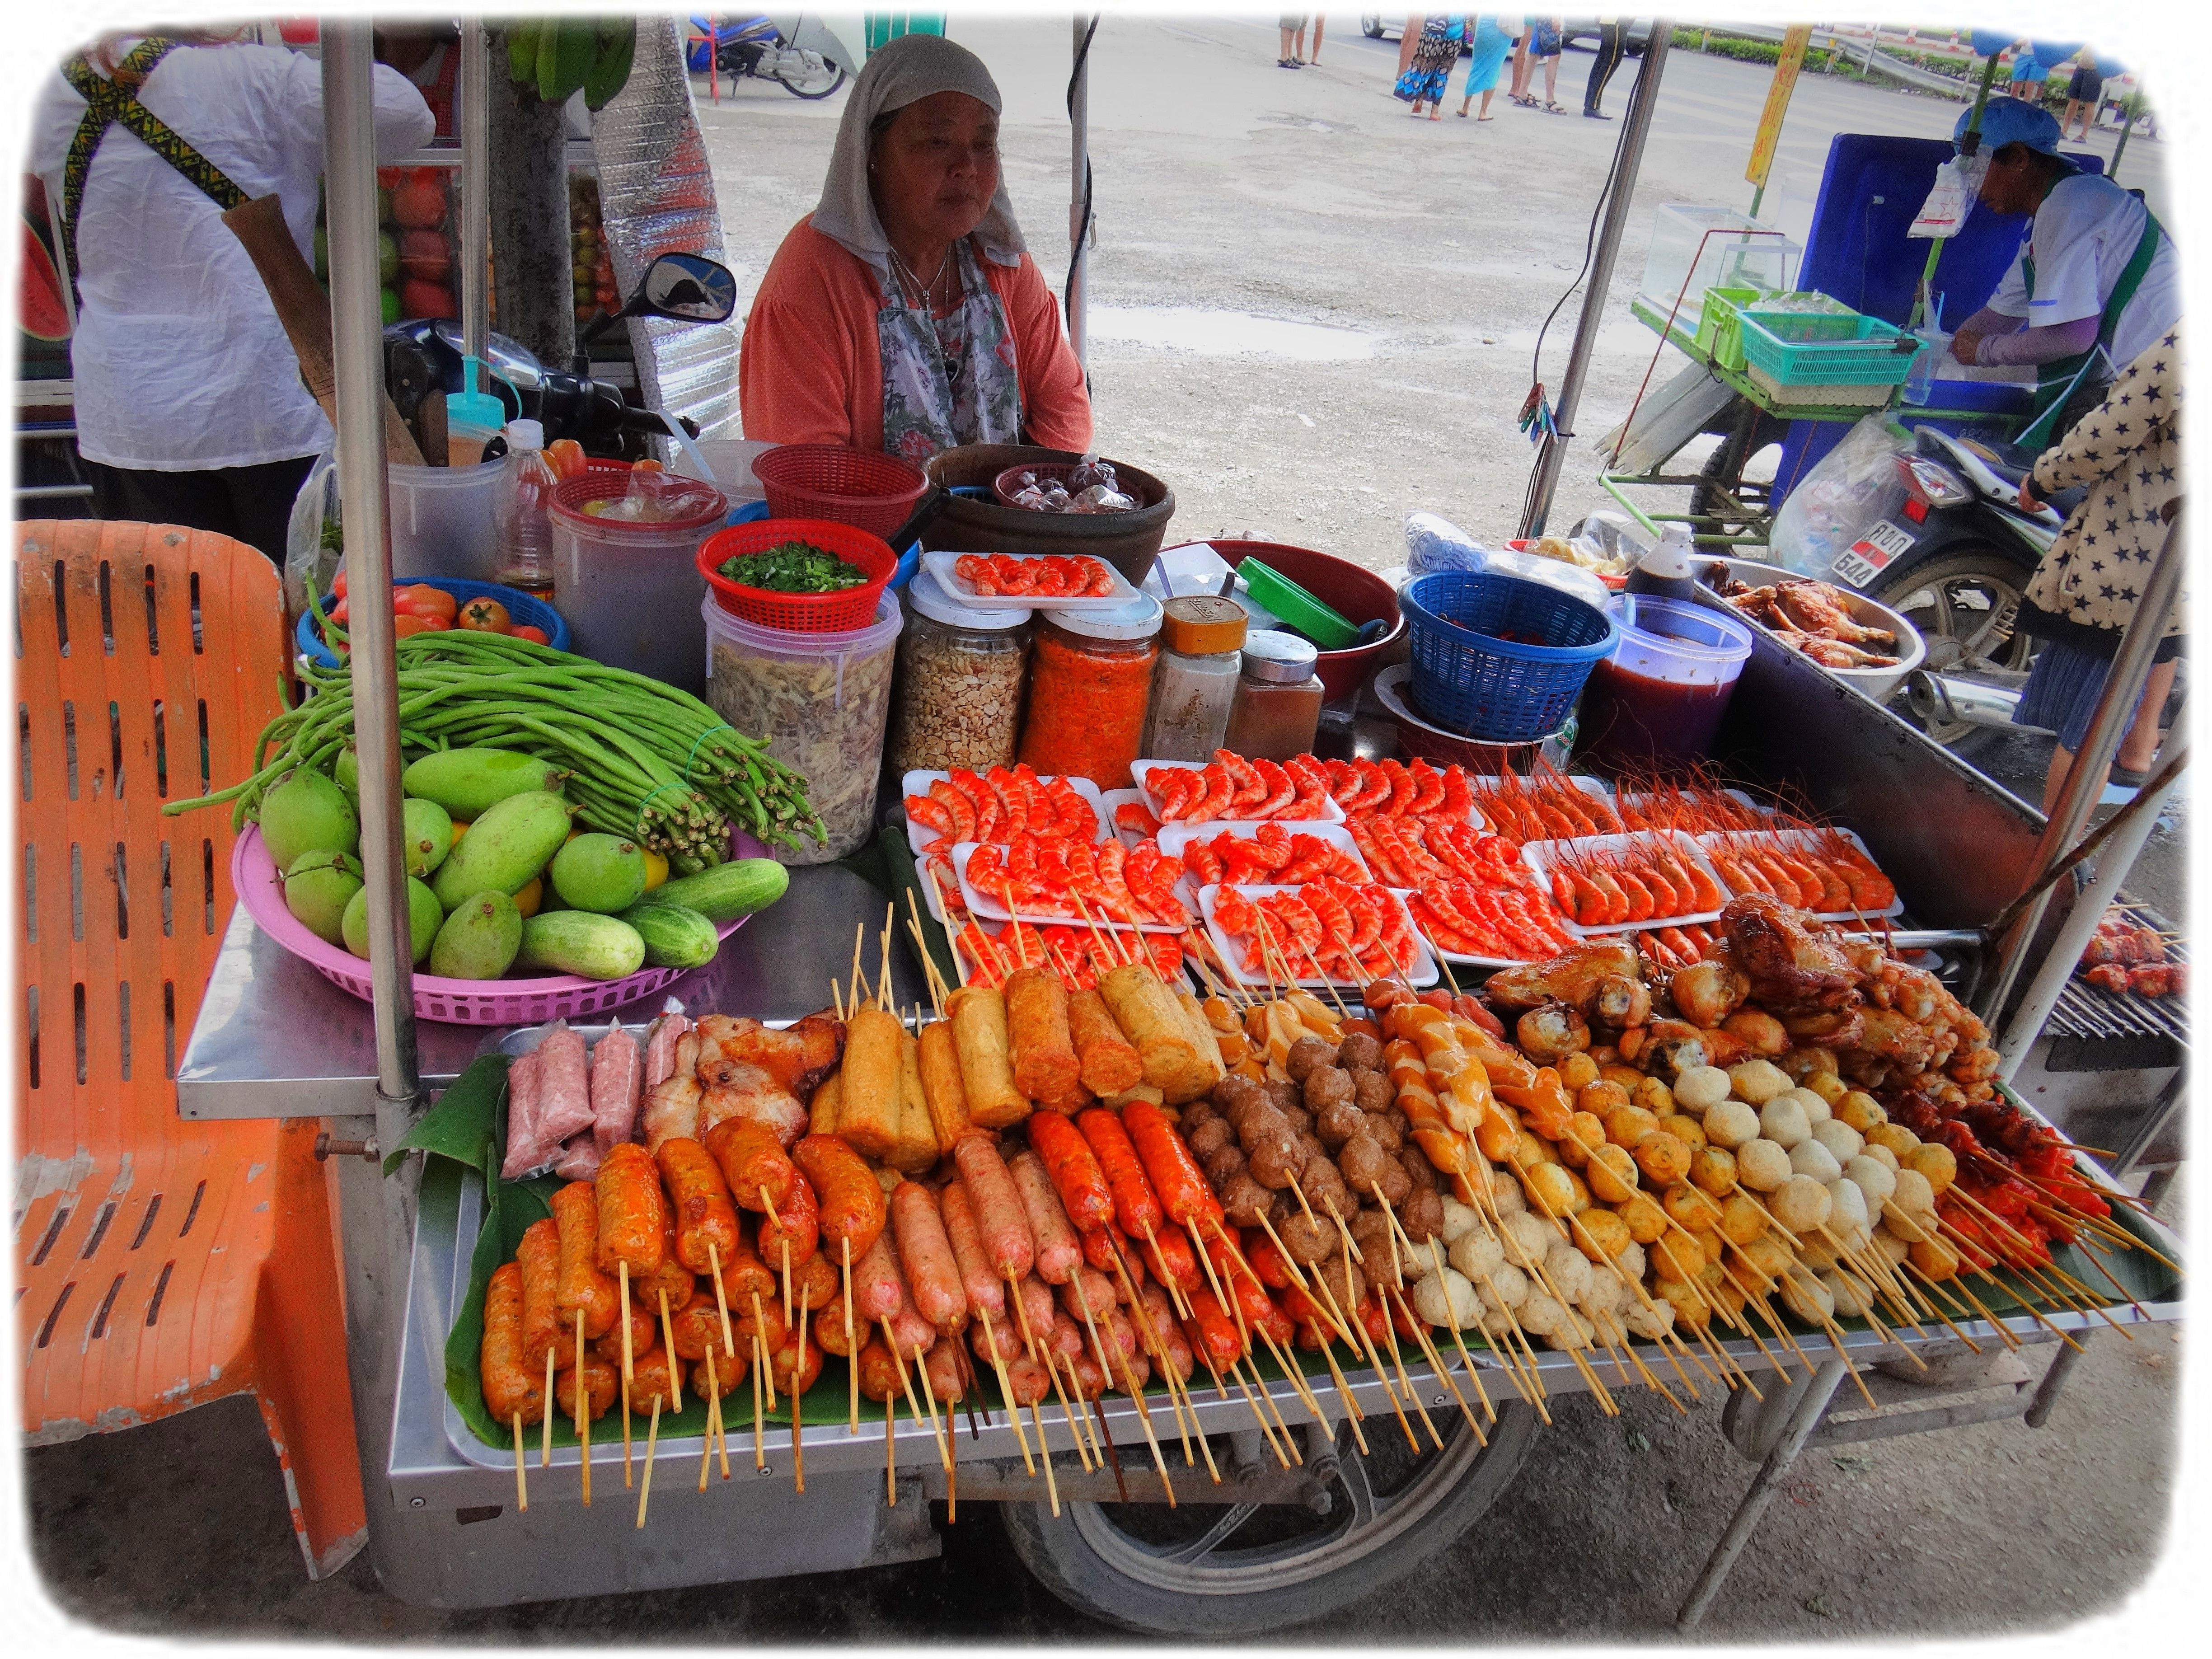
{"left": 1484, "top": 939, "right": 1642, "bottom": 1013}
{"left": 694, "top": 1011, "right": 847, "bottom": 1101}
{"left": 641, "top": 1033, "right": 703, "bottom": 1153}
{"left": 1721, "top": 895, "right": 1862, "bottom": 1016}
{"left": 1771, "top": 579, "right": 1894, "bottom": 645}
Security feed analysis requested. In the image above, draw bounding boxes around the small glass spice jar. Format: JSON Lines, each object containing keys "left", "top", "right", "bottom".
{"left": 1140, "top": 595, "right": 1249, "bottom": 762}
{"left": 1223, "top": 629, "right": 1324, "bottom": 760}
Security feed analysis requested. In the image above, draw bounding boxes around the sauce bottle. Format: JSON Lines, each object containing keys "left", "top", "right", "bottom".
{"left": 1625, "top": 521, "right": 1696, "bottom": 603}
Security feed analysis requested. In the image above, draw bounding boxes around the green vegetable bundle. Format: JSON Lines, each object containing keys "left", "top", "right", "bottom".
{"left": 166, "top": 600, "right": 824, "bottom": 868}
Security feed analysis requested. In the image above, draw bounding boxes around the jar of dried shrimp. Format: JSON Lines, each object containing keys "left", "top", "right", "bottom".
{"left": 1016, "top": 596, "right": 1163, "bottom": 789}
{"left": 889, "top": 572, "right": 1031, "bottom": 776}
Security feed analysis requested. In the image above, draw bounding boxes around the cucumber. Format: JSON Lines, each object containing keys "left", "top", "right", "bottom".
{"left": 403, "top": 747, "right": 567, "bottom": 819}
{"left": 516, "top": 911, "right": 647, "bottom": 981}
{"left": 644, "top": 857, "right": 788, "bottom": 924}
{"left": 431, "top": 790, "right": 573, "bottom": 911}
{"left": 616, "top": 902, "right": 719, "bottom": 970}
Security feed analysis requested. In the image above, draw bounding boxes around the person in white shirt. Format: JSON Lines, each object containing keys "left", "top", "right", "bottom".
{"left": 1945, "top": 98, "right": 2179, "bottom": 451}
{"left": 31, "top": 30, "right": 434, "bottom": 561}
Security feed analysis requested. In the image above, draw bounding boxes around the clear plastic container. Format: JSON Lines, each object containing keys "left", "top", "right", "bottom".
{"left": 387, "top": 459, "right": 502, "bottom": 583}
{"left": 1017, "top": 597, "right": 1163, "bottom": 789}
{"left": 702, "top": 592, "right": 903, "bottom": 865}
{"left": 1574, "top": 596, "right": 1755, "bottom": 775}
{"left": 1223, "top": 631, "right": 1324, "bottom": 761}
{"left": 490, "top": 419, "right": 558, "bottom": 601}
{"left": 1638, "top": 206, "right": 1798, "bottom": 327}
{"left": 1141, "top": 596, "right": 1248, "bottom": 761}
{"left": 889, "top": 572, "right": 1031, "bottom": 775}
{"left": 547, "top": 470, "right": 728, "bottom": 696}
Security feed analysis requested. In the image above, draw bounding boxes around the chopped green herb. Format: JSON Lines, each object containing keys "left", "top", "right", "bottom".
{"left": 717, "top": 540, "right": 867, "bottom": 594}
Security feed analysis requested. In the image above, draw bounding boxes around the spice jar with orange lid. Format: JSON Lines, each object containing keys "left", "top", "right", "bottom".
{"left": 1140, "top": 595, "right": 1249, "bottom": 762}
{"left": 1017, "top": 595, "right": 1163, "bottom": 789}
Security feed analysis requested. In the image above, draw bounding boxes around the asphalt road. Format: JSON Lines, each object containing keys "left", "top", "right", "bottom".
{"left": 20, "top": 18, "right": 2185, "bottom": 1640}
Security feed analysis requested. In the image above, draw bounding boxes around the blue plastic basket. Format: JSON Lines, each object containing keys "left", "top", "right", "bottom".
{"left": 295, "top": 577, "right": 570, "bottom": 670}
{"left": 1738, "top": 305, "right": 1916, "bottom": 389}
{"left": 1401, "top": 571, "right": 1619, "bottom": 743}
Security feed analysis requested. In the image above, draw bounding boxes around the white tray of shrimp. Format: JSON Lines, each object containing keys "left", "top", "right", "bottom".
{"left": 1130, "top": 757, "right": 1345, "bottom": 825}
{"left": 1100, "top": 787, "right": 1158, "bottom": 847}
{"left": 1517, "top": 830, "right": 1730, "bottom": 939}
{"left": 1154, "top": 821, "right": 1370, "bottom": 916}
{"left": 1461, "top": 771, "right": 1619, "bottom": 840}
{"left": 950, "top": 841, "right": 1190, "bottom": 934}
{"left": 1196, "top": 882, "right": 1438, "bottom": 990}
{"left": 1693, "top": 826, "right": 1904, "bottom": 923}
{"left": 1612, "top": 787, "right": 1772, "bottom": 834}
{"left": 921, "top": 550, "right": 1139, "bottom": 611}
{"left": 900, "top": 768, "right": 1109, "bottom": 861}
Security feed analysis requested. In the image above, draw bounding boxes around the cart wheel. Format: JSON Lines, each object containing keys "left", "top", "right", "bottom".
{"left": 1874, "top": 545, "right": 2039, "bottom": 757}
{"left": 1001, "top": 1404, "right": 1541, "bottom": 1636}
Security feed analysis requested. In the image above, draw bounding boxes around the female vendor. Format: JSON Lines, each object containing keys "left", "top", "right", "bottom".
{"left": 737, "top": 34, "right": 1092, "bottom": 462}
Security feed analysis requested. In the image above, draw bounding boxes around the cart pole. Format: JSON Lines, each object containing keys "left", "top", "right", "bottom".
{"left": 1518, "top": 19, "right": 1671, "bottom": 539}
{"left": 460, "top": 20, "right": 491, "bottom": 365}
{"left": 1980, "top": 508, "right": 2186, "bottom": 1026}
{"left": 1068, "top": 14, "right": 1094, "bottom": 366}
{"left": 321, "top": 23, "right": 424, "bottom": 1130}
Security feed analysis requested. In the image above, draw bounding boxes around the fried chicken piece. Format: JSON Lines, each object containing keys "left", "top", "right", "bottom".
{"left": 1721, "top": 894, "right": 1862, "bottom": 1017}
{"left": 694, "top": 1011, "right": 846, "bottom": 1101}
{"left": 1484, "top": 939, "right": 1642, "bottom": 1013}
{"left": 1771, "top": 579, "right": 1894, "bottom": 645}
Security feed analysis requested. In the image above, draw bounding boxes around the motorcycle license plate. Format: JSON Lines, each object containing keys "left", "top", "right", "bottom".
{"left": 1830, "top": 519, "right": 1916, "bottom": 588}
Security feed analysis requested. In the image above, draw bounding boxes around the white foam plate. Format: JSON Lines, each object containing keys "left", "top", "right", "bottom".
{"left": 1099, "top": 787, "right": 1157, "bottom": 848}
{"left": 920, "top": 550, "right": 1141, "bottom": 611}
{"left": 1694, "top": 826, "right": 1905, "bottom": 922}
{"left": 1196, "top": 881, "right": 1438, "bottom": 990}
{"left": 1518, "top": 830, "right": 1729, "bottom": 938}
{"left": 951, "top": 841, "right": 1190, "bottom": 933}
{"left": 901, "top": 769, "right": 1109, "bottom": 861}
{"left": 1130, "top": 757, "right": 1345, "bottom": 825}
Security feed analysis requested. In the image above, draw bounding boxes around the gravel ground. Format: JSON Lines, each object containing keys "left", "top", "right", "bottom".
{"left": 19, "top": 18, "right": 2187, "bottom": 1641}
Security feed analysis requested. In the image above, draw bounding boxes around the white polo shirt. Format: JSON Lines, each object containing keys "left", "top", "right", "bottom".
{"left": 1983, "top": 171, "right": 2181, "bottom": 372}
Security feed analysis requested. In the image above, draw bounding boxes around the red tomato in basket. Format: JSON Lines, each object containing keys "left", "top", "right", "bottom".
{"left": 393, "top": 614, "right": 450, "bottom": 638}
{"left": 395, "top": 584, "right": 458, "bottom": 621}
{"left": 511, "top": 624, "right": 550, "bottom": 646}
{"left": 457, "top": 598, "right": 511, "bottom": 633}
{"left": 545, "top": 439, "right": 589, "bottom": 482}
{"left": 331, "top": 568, "right": 348, "bottom": 599}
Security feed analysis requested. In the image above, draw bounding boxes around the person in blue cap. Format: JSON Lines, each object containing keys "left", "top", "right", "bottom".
{"left": 1945, "top": 98, "right": 2179, "bottom": 449}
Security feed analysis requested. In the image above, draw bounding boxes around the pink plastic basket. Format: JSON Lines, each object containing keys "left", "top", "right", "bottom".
{"left": 233, "top": 825, "right": 762, "bottom": 1026}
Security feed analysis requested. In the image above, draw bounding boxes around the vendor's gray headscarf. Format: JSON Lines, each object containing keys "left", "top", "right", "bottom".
{"left": 811, "top": 34, "right": 1027, "bottom": 276}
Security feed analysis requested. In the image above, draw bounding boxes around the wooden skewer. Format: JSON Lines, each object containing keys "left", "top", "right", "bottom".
{"left": 575, "top": 1311, "right": 591, "bottom": 1507}
{"left": 512, "top": 1412, "right": 529, "bottom": 1513}
{"left": 634, "top": 1392, "right": 661, "bottom": 1529}
{"left": 1104, "top": 1237, "right": 1206, "bottom": 1477}
{"left": 1424, "top": 1237, "right": 1498, "bottom": 1424}
{"left": 542, "top": 1346, "right": 556, "bottom": 1469}
{"left": 792, "top": 1289, "right": 809, "bottom": 1495}
{"left": 849, "top": 923, "right": 869, "bottom": 1014}
{"left": 752, "top": 1291, "right": 779, "bottom": 1410}
{"left": 763, "top": 1186, "right": 792, "bottom": 1325}
{"left": 1067, "top": 1271, "right": 1119, "bottom": 1395}
{"left": 981, "top": 1314, "right": 1037, "bottom": 1476}
{"left": 1216, "top": 1349, "right": 1290, "bottom": 1467}
{"left": 618, "top": 1260, "right": 635, "bottom": 1486}
{"left": 883, "top": 1317, "right": 951, "bottom": 1471}
{"left": 1053, "top": 1346, "right": 1101, "bottom": 1470}
{"left": 844, "top": 1237, "right": 858, "bottom": 1434}
{"left": 885, "top": 1391, "right": 896, "bottom": 1504}
{"left": 1031, "top": 1398, "right": 1061, "bottom": 1516}
{"left": 700, "top": 1350, "right": 719, "bottom": 1490}
{"left": 709, "top": 1243, "right": 735, "bottom": 1359}
{"left": 1390, "top": 1284, "right": 1486, "bottom": 1444}
{"left": 752, "top": 1327, "right": 767, "bottom": 1468}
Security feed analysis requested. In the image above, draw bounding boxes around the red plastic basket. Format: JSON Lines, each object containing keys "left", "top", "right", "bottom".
{"left": 697, "top": 518, "right": 898, "bottom": 632}
{"left": 753, "top": 444, "right": 928, "bottom": 538}
{"left": 547, "top": 462, "right": 728, "bottom": 534}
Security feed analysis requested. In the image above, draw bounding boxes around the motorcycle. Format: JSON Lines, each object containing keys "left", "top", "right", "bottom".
{"left": 383, "top": 252, "right": 738, "bottom": 457}
{"left": 1821, "top": 425, "right": 2068, "bottom": 755}
{"left": 686, "top": 14, "right": 854, "bottom": 99}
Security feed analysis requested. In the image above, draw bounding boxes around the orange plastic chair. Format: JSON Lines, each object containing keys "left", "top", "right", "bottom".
{"left": 15, "top": 521, "right": 366, "bottom": 1579}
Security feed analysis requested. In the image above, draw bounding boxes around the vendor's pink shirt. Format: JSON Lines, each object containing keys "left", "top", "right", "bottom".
{"left": 738, "top": 216, "right": 1093, "bottom": 454}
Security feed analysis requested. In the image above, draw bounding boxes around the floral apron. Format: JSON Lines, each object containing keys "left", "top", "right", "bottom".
{"left": 877, "top": 237, "right": 1024, "bottom": 465}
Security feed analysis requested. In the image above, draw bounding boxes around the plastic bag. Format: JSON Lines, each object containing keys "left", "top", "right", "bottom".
{"left": 588, "top": 468, "right": 722, "bottom": 523}
{"left": 1766, "top": 412, "right": 1913, "bottom": 579}
{"left": 282, "top": 451, "right": 342, "bottom": 630}
{"left": 1909, "top": 153, "right": 1987, "bottom": 239}
{"left": 1404, "top": 510, "right": 1490, "bottom": 574}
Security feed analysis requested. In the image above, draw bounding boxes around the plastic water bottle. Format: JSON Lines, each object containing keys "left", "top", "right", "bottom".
{"left": 491, "top": 419, "right": 559, "bottom": 601}
{"left": 1625, "top": 522, "right": 1696, "bottom": 602}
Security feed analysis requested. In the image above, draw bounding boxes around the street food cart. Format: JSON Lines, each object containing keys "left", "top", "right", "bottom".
{"left": 18, "top": 15, "right": 2184, "bottom": 1637}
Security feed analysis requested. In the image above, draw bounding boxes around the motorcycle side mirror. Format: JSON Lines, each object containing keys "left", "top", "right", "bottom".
{"left": 633, "top": 252, "right": 738, "bottom": 324}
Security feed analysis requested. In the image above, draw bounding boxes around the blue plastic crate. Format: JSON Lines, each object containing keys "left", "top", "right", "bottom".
{"left": 1401, "top": 571, "right": 1618, "bottom": 744}
{"left": 296, "top": 576, "right": 570, "bottom": 670}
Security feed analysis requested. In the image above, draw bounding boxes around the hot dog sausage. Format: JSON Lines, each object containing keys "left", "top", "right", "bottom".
{"left": 917, "top": 1018, "right": 975, "bottom": 1149}
{"left": 657, "top": 1136, "right": 741, "bottom": 1277}
{"left": 937, "top": 1181, "right": 1008, "bottom": 1321}
{"left": 813, "top": 1302, "right": 853, "bottom": 1358}
{"left": 1066, "top": 987, "right": 1143, "bottom": 1096}
{"left": 736, "top": 1294, "right": 790, "bottom": 1356}
{"left": 890, "top": 1180, "right": 968, "bottom": 1331}
{"left": 551, "top": 1181, "right": 619, "bottom": 1339}
{"left": 1144, "top": 1222, "right": 1202, "bottom": 1295}
{"left": 668, "top": 1298, "right": 741, "bottom": 1367}
{"left": 707, "top": 1219, "right": 773, "bottom": 1309}
{"left": 1181, "top": 1284, "right": 1247, "bottom": 1372}
{"left": 1067, "top": 1346, "right": 1107, "bottom": 1399}
{"left": 1079, "top": 1222, "right": 1139, "bottom": 1285}
{"left": 923, "top": 1339, "right": 965, "bottom": 1406}
{"left": 851, "top": 1229, "right": 907, "bottom": 1324}
{"left": 793, "top": 1134, "right": 886, "bottom": 1260}
{"left": 1061, "top": 1266, "right": 1116, "bottom": 1331}
{"left": 790, "top": 1249, "right": 839, "bottom": 1313}
{"left": 1005, "top": 968, "right": 1082, "bottom": 1101}
{"left": 1123, "top": 1100, "right": 1226, "bottom": 1232}
{"left": 968, "top": 1306, "right": 1019, "bottom": 1368}
{"left": 635, "top": 1205, "right": 695, "bottom": 1319}
{"left": 516, "top": 1217, "right": 572, "bottom": 1373}
{"left": 1015, "top": 1273, "right": 1058, "bottom": 1346}
{"left": 554, "top": 1352, "right": 620, "bottom": 1420}
{"left": 1137, "top": 1281, "right": 1194, "bottom": 1382}
{"left": 628, "top": 1345, "right": 686, "bottom": 1414}
{"left": 888, "top": 1301, "right": 937, "bottom": 1363}
{"left": 482, "top": 1262, "right": 547, "bottom": 1425}
{"left": 1026, "top": 1110, "right": 1115, "bottom": 1233}
{"left": 536, "top": 1025, "right": 595, "bottom": 1143}
{"left": 690, "top": 1336, "right": 748, "bottom": 1403}
{"left": 594, "top": 1142, "right": 667, "bottom": 1275}
{"left": 596, "top": 1303, "right": 656, "bottom": 1364}
{"left": 768, "top": 1327, "right": 824, "bottom": 1398}
{"left": 1001, "top": 1352, "right": 1050, "bottom": 1406}
{"left": 1004, "top": 1149, "right": 1082, "bottom": 1286}
{"left": 757, "top": 1167, "right": 820, "bottom": 1270}
{"left": 704, "top": 1116, "right": 796, "bottom": 1214}
{"left": 951, "top": 1136, "right": 1035, "bottom": 1281}
{"left": 1074, "top": 1106, "right": 1166, "bottom": 1243}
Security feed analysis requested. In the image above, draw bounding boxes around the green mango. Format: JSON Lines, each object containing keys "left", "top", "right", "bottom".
{"left": 549, "top": 833, "right": 648, "bottom": 914}
{"left": 284, "top": 849, "right": 364, "bottom": 946}
{"left": 333, "top": 744, "right": 358, "bottom": 796}
{"left": 403, "top": 797, "right": 455, "bottom": 878}
{"left": 378, "top": 229, "right": 399, "bottom": 284}
{"left": 340, "top": 876, "right": 443, "bottom": 964}
{"left": 403, "top": 747, "right": 567, "bottom": 818}
{"left": 259, "top": 766, "right": 359, "bottom": 867}
{"left": 430, "top": 890, "right": 524, "bottom": 979}
{"left": 431, "top": 790, "right": 573, "bottom": 911}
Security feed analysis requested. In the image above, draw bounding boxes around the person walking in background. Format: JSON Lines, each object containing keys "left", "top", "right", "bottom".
{"left": 1513, "top": 17, "right": 1566, "bottom": 112}
{"left": 1397, "top": 14, "right": 1425, "bottom": 83}
{"left": 1582, "top": 17, "right": 1626, "bottom": 119}
{"left": 1456, "top": 16, "right": 1514, "bottom": 120}
{"left": 2009, "top": 42, "right": 2047, "bottom": 103}
{"left": 1309, "top": 15, "right": 1326, "bottom": 64}
{"left": 1277, "top": 14, "right": 1309, "bottom": 69}
{"left": 2062, "top": 49, "right": 2103, "bottom": 141}
{"left": 1395, "top": 14, "right": 1465, "bottom": 119}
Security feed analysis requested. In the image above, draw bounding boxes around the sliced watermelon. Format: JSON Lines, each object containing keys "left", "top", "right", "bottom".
{"left": 20, "top": 218, "right": 69, "bottom": 342}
